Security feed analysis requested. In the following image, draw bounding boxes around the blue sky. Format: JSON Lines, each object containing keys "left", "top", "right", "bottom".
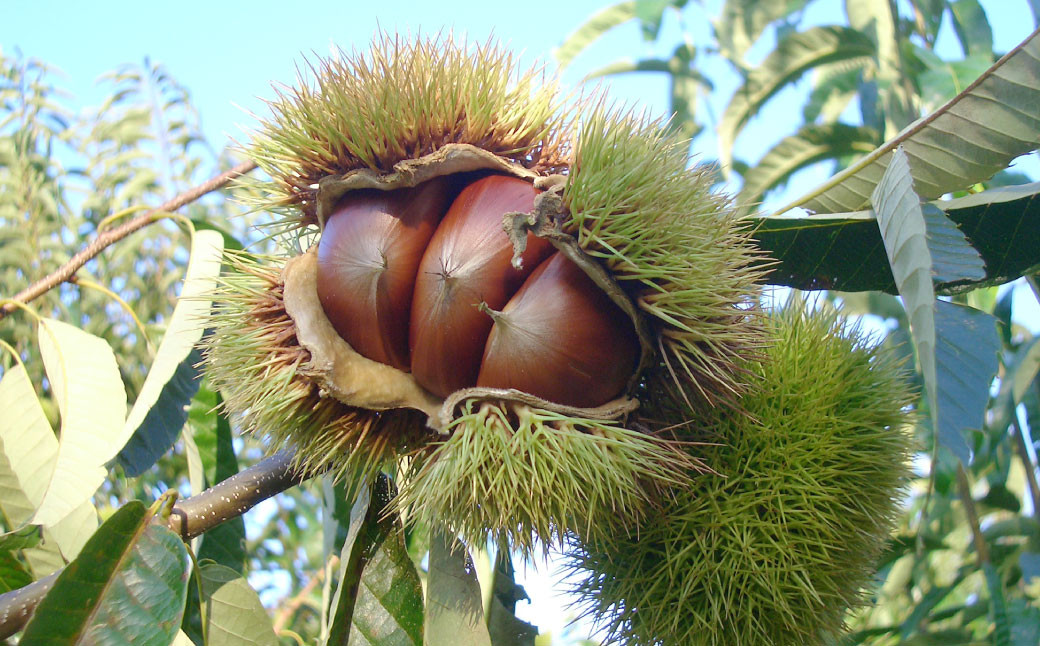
{"left": 6, "top": 0, "right": 1038, "bottom": 203}
{"left": 6, "top": 1, "right": 1040, "bottom": 642}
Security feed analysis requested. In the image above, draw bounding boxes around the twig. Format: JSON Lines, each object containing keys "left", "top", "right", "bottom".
{"left": 1012, "top": 418, "right": 1040, "bottom": 517}
{"left": 955, "top": 464, "right": 991, "bottom": 565}
{"left": 0, "top": 449, "right": 317, "bottom": 639}
{"left": 0, "top": 159, "right": 257, "bottom": 322}
{"left": 272, "top": 556, "right": 337, "bottom": 634}
{"left": 168, "top": 450, "right": 311, "bottom": 539}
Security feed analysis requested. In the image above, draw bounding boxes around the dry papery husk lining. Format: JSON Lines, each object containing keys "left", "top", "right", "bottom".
{"left": 284, "top": 145, "right": 659, "bottom": 433}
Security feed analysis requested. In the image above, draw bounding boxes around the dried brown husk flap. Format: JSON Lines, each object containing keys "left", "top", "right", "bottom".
{"left": 282, "top": 248, "right": 639, "bottom": 434}
{"left": 282, "top": 249, "right": 443, "bottom": 418}
{"left": 315, "top": 143, "right": 545, "bottom": 228}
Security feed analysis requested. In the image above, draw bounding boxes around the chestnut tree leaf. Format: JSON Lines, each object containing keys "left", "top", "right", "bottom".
{"left": 20, "top": 500, "right": 189, "bottom": 646}
{"left": 325, "top": 475, "right": 423, "bottom": 646}
{"left": 755, "top": 181, "right": 1040, "bottom": 294}
{"left": 718, "top": 25, "right": 876, "bottom": 168}
{"left": 715, "top": 0, "right": 813, "bottom": 63}
{"left": 737, "top": 123, "right": 878, "bottom": 210}
{"left": 200, "top": 562, "right": 278, "bottom": 646}
{"left": 117, "top": 229, "right": 223, "bottom": 476}
{"left": 779, "top": 26, "right": 1040, "bottom": 214}
{"left": 33, "top": 318, "right": 126, "bottom": 527}
{"left": 555, "top": 1, "right": 638, "bottom": 69}
{"left": 425, "top": 529, "right": 492, "bottom": 646}
{"left": 0, "top": 363, "right": 57, "bottom": 526}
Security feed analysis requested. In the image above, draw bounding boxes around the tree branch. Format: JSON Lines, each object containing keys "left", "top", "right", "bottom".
{"left": 0, "top": 159, "right": 257, "bottom": 322}
{"left": 0, "top": 449, "right": 316, "bottom": 639}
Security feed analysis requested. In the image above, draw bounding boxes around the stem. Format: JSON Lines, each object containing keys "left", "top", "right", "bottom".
{"left": 0, "top": 159, "right": 256, "bottom": 322}
{"left": 0, "top": 449, "right": 316, "bottom": 639}
{"left": 955, "top": 464, "right": 991, "bottom": 565}
{"left": 1012, "top": 416, "right": 1040, "bottom": 517}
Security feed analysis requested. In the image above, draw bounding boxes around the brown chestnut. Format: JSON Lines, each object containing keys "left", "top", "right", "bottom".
{"left": 409, "top": 175, "right": 554, "bottom": 397}
{"left": 476, "top": 252, "right": 639, "bottom": 408}
{"left": 316, "top": 177, "right": 455, "bottom": 370}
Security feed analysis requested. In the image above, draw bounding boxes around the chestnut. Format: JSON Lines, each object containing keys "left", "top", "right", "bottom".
{"left": 316, "top": 177, "right": 454, "bottom": 370}
{"left": 316, "top": 173, "right": 638, "bottom": 408}
{"left": 477, "top": 252, "right": 639, "bottom": 408}
{"left": 409, "top": 175, "right": 554, "bottom": 397}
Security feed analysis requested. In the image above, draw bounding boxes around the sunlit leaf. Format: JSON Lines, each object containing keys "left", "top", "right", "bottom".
{"left": 33, "top": 318, "right": 126, "bottom": 527}
{"left": 20, "top": 500, "right": 189, "bottom": 645}
{"left": 715, "top": 0, "right": 812, "bottom": 63}
{"left": 0, "top": 363, "right": 57, "bottom": 526}
{"left": 425, "top": 529, "right": 491, "bottom": 646}
{"left": 117, "top": 229, "right": 223, "bottom": 476}
{"left": 738, "top": 123, "right": 877, "bottom": 210}
{"left": 555, "top": 1, "right": 637, "bottom": 69}
{"left": 781, "top": 26, "right": 1040, "bottom": 214}
{"left": 718, "top": 25, "right": 875, "bottom": 167}
{"left": 871, "top": 147, "right": 940, "bottom": 454}
{"left": 634, "top": 0, "right": 677, "bottom": 41}
{"left": 803, "top": 58, "right": 871, "bottom": 123}
{"left": 950, "top": 0, "right": 993, "bottom": 57}
{"left": 200, "top": 562, "right": 278, "bottom": 646}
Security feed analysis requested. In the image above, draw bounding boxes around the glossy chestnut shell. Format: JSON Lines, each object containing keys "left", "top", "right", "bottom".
{"left": 316, "top": 174, "right": 639, "bottom": 408}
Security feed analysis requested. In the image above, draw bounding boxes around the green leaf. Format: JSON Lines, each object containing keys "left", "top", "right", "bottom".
{"left": 754, "top": 181, "right": 1040, "bottom": 293}
{"left": 984, "top": 562, "right": 1011, "bottom": 646}
{"left": 920, "top": 203, "right": 986, "bottom": 283}
{"left": 870, "top": 147, "right": 940, "bottom": 454}
{"left": 325, "top": 478, "right": 372, "bottom": 643}
{"left": 197, "top": 397, "right": 245, "bottom": 574}
{"left": 0, "top": 549, "right": 32, "bottom": 593}
{"left": 718, "top": 25, "right": 876, "bottom": 167}
{"left": 425, "top": 529, "right": 492, "bottom": 646}
{"left": 117, "top": 229, "right": 223, "bottom": 476}
{"left": 916, "top": 49, "right": 994, "bottom": 111}
{"left": 667, "top": 43, "right": 703, "bottom": 140}
{"left": 487, "top": 551, "right": 536, "bottom": 646}
{"left": 1012, "top": 337, "right": 1040, "bottom": 404}
{"left": 802, "top": 58, "right": 872, "bottom": 123}
{"left": 20, "top": 500, "right": 190, "bottom": 645}
{"left": 780, "top": 27, "right": 1040, "bottom": 214}
{"left": 583, "top": 58, "right": 672, "bottom": 79}
{"left": 555, "top": 1, "right": 637, "bottom": 69}
{"left": 200, "top": 562, "right": 278, "bottom": 646}
{"left": 715, "top": 0, "right": 812, "bottom": 63}
{"left": 33, "top": 318, "right": 126, "bottom": 527}
{"left": 348, "top": 504, "right": 424, "bottom": 645}
{"left": 1008, "top": 598, "right": 1040, "bottom": 646}
{"left": 326, "top": 475, "right": 424, "bottom": 646}
{"left": 950, "top": 0, "right": 993, "bottom": 57}
{"left": 737, "top": 123, "right": 877, "bottom": 209}
{"left": 635, "top": 0, "right": 676, "bottom": 41}
{"left": 0, "top": 525, "right": 41, "bottom": 552}
{"left": 934, "top": 300, "right": 999, "bottom": 464}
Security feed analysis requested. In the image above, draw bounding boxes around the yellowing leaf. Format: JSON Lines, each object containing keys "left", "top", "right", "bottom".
{"left": 0, "top": 363, "right": 58, "bottom": 525}
{"left": 33, "top": 318, "right": 126, "bottom": 526}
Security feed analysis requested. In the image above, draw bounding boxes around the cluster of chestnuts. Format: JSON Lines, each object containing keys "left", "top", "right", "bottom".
{"left": 204, "top": 34, "right": 915, "bottom": 646}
